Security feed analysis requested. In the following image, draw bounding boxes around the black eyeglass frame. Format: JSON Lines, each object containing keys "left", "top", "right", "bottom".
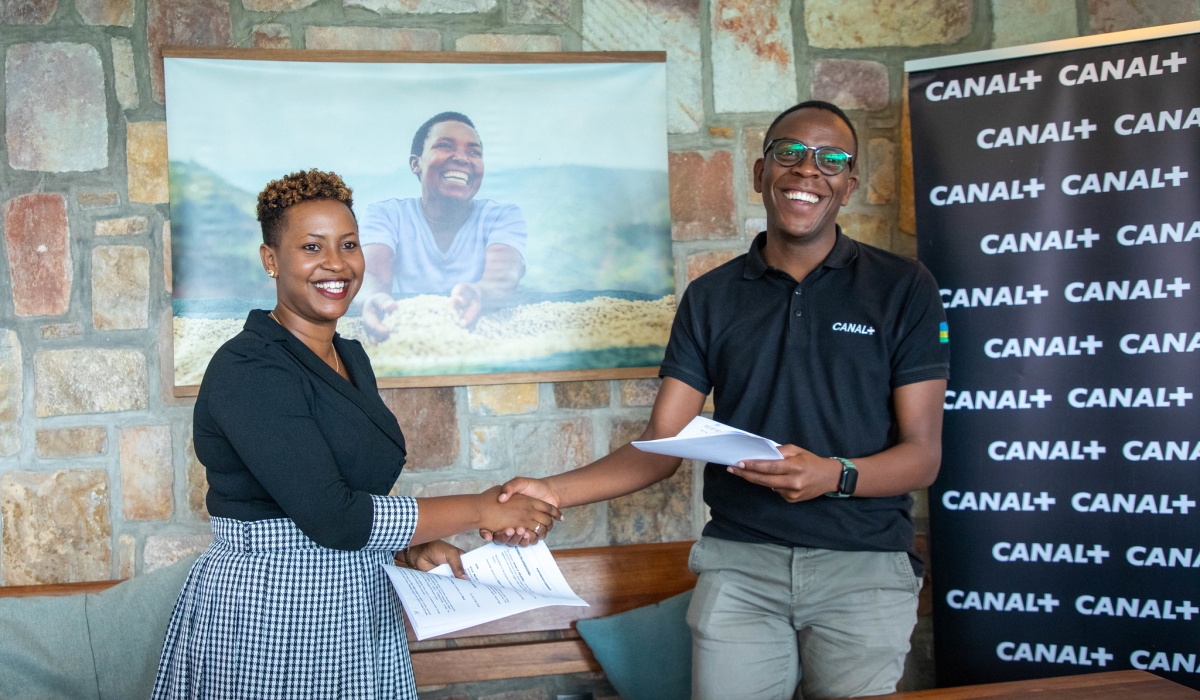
{"left": 763, "top": 138, "right": 855, "bottom": 176}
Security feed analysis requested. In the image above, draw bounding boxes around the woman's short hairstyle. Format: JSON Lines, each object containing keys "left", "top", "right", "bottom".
{"left": 410, "top": 112, "right": 476, "bottom": 157}
{"left": 257, "top": 169, "right": 354, "bottom": 247}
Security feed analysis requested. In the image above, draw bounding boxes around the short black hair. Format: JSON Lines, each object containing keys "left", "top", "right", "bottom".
{"left": 763, "top": 100, "right": 858, "bottom": 167}
{"left": 411, "top": 112, "right": 477, "bottom": 157}
{"left": 257, "top": 169, "right": 354, "bottom": 248}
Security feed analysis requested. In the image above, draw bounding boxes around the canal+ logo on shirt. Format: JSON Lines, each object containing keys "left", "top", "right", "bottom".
{"left": 832, "top": 321, "right": 876, "bottom": 336}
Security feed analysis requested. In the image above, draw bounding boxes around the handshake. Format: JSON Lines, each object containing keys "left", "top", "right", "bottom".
{"left": 475, "top": 476, "right": 560, "bottom": 546}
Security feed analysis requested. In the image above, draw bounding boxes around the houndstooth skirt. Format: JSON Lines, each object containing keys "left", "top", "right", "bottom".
{"left": 152, "top": 496, "right": 419, "bottom": 700}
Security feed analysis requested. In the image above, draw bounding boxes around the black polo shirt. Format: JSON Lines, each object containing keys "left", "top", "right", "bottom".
{"left": 660, "top": 230, "right": 949, "bottom": 574}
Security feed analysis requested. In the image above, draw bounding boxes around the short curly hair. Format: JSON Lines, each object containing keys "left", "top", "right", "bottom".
{"left": 256, "top": 169, "right": 354, "bottom": 247}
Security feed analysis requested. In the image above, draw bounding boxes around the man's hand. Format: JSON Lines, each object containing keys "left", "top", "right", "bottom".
{"left": 362, "top": 292, "right": 397, "bottom": 342}
{"left": 481, "top": 477, "right": 562, "bottom": 546}
{"left": 450, "top": 282, "right": 483, "bottom": 327}
{"left": 400, "top": 540, "right": 468, "bottom": 580}
{"left": 727, "top": 444, "right": 843, "bottom": 502}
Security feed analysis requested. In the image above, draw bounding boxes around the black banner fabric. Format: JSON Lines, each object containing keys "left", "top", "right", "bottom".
{"left": 909, "top": 29, "right": 1200, "bottom": 689}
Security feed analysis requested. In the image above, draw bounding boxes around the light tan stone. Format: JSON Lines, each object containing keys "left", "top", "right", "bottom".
{"left": 144, "top": 533, "right": 211, "bottom": 573}
{"left": 120, "top": 425, "right": 173, "bottom": 521}
{"left": 77, "top": 191, "right": 120, "bottom": 209}
{"left": 511, "top": 418, "right": 598, "bottom": 543}
{"left": 470, "top": 424, "right": 507, "bottom": 471}
{"left": 127, "top": 122, "right": 168, "bottom": 203}
{"left": 708, "top": 126, "right": 734, "bottom": 139}
{"left": 686, "top": 249, "right": 739, "bottom": 282}
{"left": 34, "top": 348, "right": 148, "bottom": 417}
{"left": 1, "top": 469, "right": 112, "bottom": 585}
{"left": 304, "top": 26, "right": 441, "bottom": 51}
{"left": 252, "top": 23, "right": 291, "bottom": 49}
{"left": 162, "top": 221, "right": 173, "bottom": 290}
{"left": 838, "top": 212, "right": 892, "bottom": 250}
{"left": 1087, "top": 0, "right": 1200, "bottom": 34}
{"left": 186, "top": 436, "right": 209, "bottom": 520}
{"left": 346, "top": 0, "right": 494, "bottom": 12}
{"left": 92, "top": 245, "right": 150, "bottom": 330}
{"left": 868, "top": 138, "right": 896, "bottom": 205}
{"left": 78, "top": 0, "right": 134, "bottom": 25}
{"left": 94, "top": 216, "right": 148, "bottom": 236}
{"left": 469, "top": 383, "right": 539, "bottom": 416}
{"left": 805, "top": 0, "right": 973, "bottom": 48}
{"left": 509, "top": 0, "right": 568, "bottom": 23}
{"left": 118, "top": 534, "right": 136, "bottom": 578}
{"left": 0, "top": 330, "right": 21, "bottom": 456}
{"left": 40, "top": 323, "right": 83, "bottom": 340}
{"left": 456, "top": 34, "right": 561, "bottom": 52}
{"left": 619, "top": 378, "right": 660, "bottom": 406}
{"left": 553, "top": 381, "right": 609, "bottom": 409}
{"left": 36, "top": 426, "right": 107, "bottom": 458}
{"left": 111, "top": 37, "right": 139, "bottom": 110}
{"left": 242, "top": 0, "right": 320, "bottom": 9}
{"left": 710, "top": 0, "right": 797, "bottom": 113}
{"left": 993, "top": 0, "right": 1077, "bottom": 47}
{"left": 609, "top": 460, "right": 692, "bottom": 543}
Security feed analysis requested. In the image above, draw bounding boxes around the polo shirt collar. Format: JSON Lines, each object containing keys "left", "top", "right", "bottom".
{"left": 743, "top": 226, "right": 859, "bottom": 280}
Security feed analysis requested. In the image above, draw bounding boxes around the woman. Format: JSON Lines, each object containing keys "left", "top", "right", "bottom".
{"left": 153, "top": 170, "right": 560, "bottom": 699}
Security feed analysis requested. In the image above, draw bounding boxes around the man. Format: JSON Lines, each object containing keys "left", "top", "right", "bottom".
{"left": 487, "top": 101, "right": 950, "bottom": 699}
{"left": 358, "top": 112, "right": 526, "bottom": 336}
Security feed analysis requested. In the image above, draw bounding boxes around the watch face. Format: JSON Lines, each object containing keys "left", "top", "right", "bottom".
{"left": 842, "top": 466, "right": 859, "bottom": 495}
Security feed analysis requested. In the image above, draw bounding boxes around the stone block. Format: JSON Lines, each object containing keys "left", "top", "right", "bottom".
{"left": 36, "top": 426, "right": 107, "bottom": 458}
{"left": 118, "top": 534, "right": 136, "bottom": 578}
{"left": 742, "top": 126, "right": 767, "bottom": 204}
{"left": 583, "top": 0, "right": 703, "bottom": 134}
{"left": 305, "top": 26, "right": 441, "bottom": 51}
{"left": 811, "top": 59, "right": 890, "bottom": 112}
{"left": 1, "top": 470, "right": 111, "bottom": 585}
{"left": 127, "top": 122, "right": 169, "bottom": 204}
{"left": 838, "top": 212, "right": 892, "bottom": 250}
{"left": 554, "top": 381, "right": 609, "bottom": 409}
{"left": 1, "top": 0, "right": 57, "bottom": 23}
{"left": 40, "top": 323, "right": 83, "bottom": 340}
{"left": 619, "top": 378, "right": 659, "bottom": 406}
{"left": 252, "top": 23, "right": 291, "bottom": 49}
{"left": 1088, "top": 0, "right": 1200, "bottom": 33}
{"left": 6, "top": 43, "right": 107, "bottom": 172}
{"left": 4, "top": 193, "right": 72, "bottom": 317}
{"left": 147, "top": 0, "right": 231, "bottom": 102}
{"left": 993, "top": 0, "right": 1077, "bottom": 47}
{"left": 710, "top": 0, "right": 797, "bottom": 113}
{"left": 186, "top": 437, "right": 209, "bottom": 520}
{"left": 120, "top": 425, "right": 173, "bottom": 521}
{"left": 162, "top": 221, "right": 173, "bottom": 290}
{"left": 899, "top": 83, "right": 916, "bottom": 235}
{"left": 456, "top": 34, "right": 562, "bottom": 52}
{"left": 380, "top": 387, "right": 460, "bottom": 470}
{"left": 509, "top": 0, "right": 568, "bottom": 23}
{"left": 510, "top": 416, "right": 595, "bottom": 541}
{"left": 669, "top": 151, "right": 737, "bottom": 240}
{"left": 346, "top": 0, "right": 494, "bottom": 12}
{"left": 0, "top": 331, "right": 19, "bottom": 456}
{"left": 745, "top": 217, "right": 766, "bottom": 237}
{"left": 686, "top": 249, "right": 739, "bottom": 282}
{"left": 34, "top": 348, "right": 148, "bottom": 417}
{"left": 95, "top": 216, "right": 149, "bottom": 237}
{"left": 78, "top": 0, "right": 134, "bottom": 25}
{"left": 470, "top": 424, "right": 507, "bottom": 470}
{"left": 469, "top": 383, "right": 539, "bottom": 416}
{"left": 868, "top": 138, "right": 896, "bottom": 205}
{"left": 144, "top": 534, "right": 212, "bottom": 573}
{"left": 608, "top": 417, "right": 692, "bottom": 543}
{"left": 805, "top": 0, "right": 972, "bottom": 48}
{"left": 242, "top": 0, "right": 320, "bottom": 9}
{"left": 92, "top": 245, "right": 150, "bottom": 330}
{"left": 110, "top": 37, "right": 139, "bottom": 110}
{"left": 708, "top": 126, "right": 734, "bottom": 139}
{"left": 77, "top": 191, "right": 120, "bottom": 210}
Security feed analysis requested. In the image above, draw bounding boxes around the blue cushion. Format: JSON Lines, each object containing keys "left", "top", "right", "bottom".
{"left": 576, "top": 589, "right": 693, "bottom": 700}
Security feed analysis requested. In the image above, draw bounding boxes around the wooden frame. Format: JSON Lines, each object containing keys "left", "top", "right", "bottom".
{"left": 164, "top": 48, "right": 672, "bottom": 395}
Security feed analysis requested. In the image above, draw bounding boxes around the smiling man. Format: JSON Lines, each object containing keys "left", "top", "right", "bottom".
{"left": 485, "top": 101, "right": 950, "bottom": 699}
{"left": 358, "top": 112, "right": 527, "bottom": 336}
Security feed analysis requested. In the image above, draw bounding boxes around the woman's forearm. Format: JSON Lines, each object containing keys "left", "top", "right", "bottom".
{"left": 408, "top": 495, "right": 484, "bottom": 547}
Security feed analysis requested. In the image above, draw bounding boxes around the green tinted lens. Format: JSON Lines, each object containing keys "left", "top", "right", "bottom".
{"left": 815, "top": 149, "right": 849, "bottom": 174}
{"left": 772, "top": 141, "right": 807, "bottom": 165}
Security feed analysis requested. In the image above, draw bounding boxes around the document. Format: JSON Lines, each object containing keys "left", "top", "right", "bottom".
{"left": 632, "top": 415, "right": 783, "bottom": 465}
{"left": 383, "top": 541, "right": 587, "bottom": 640}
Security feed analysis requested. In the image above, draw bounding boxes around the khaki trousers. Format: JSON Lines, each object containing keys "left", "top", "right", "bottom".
{"left": 686, "top": 536, "right": 921, "bottom": 700}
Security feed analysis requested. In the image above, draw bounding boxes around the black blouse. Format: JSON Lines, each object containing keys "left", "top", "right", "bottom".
{"left": 193, "top": 310, "right": 408, "bottom": 551}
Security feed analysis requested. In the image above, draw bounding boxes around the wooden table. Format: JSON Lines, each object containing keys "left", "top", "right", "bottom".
{"left": 867, "top": 671, "right": 1199, "bottom": 699}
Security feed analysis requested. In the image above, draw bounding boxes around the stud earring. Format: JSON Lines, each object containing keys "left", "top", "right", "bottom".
{"left": 267, "top": 270, "right": 277, "bottom": 278}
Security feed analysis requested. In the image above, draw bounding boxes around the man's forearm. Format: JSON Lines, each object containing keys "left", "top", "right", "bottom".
{"left": 548, "top": 444, "right": 682, "bottom": 508}
{"left": 843, "top": 440, "right": 941, "bottom": 498}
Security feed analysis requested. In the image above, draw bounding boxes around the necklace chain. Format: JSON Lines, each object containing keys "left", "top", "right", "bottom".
{"left": 269, "top": 310, "right": 340, "bottom": 375}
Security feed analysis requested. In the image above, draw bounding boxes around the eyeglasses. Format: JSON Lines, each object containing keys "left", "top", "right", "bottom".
{"left": 764, "top": 138, "right": 854, "bottom": 176}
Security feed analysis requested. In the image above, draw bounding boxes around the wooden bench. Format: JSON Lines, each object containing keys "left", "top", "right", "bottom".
{"left": 0, "top": 540, "right": 698, "bottom": 688}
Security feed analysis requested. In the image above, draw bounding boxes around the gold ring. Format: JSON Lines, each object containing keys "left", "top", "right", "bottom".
{"left": 534, "top": 524, "right": 541, "bottom": 533}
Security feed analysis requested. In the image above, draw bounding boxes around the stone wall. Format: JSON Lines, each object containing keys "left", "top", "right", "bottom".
{"left": 0, "top": 0, "right": 1191, "bottom": 695}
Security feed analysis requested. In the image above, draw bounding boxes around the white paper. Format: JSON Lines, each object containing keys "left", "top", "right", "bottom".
{"left": 632, "top": 415, "right": 783, "bottom": 465}
{"left": 382, "top": 541, "right": 587, "bottom": 640}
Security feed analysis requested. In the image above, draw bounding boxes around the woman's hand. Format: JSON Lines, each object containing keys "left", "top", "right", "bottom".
{"left": 362, "top": 292, "right": 397, "bottom": 342}
{"left": 476, "top": 485, "right": 562, "bottom": 546}
{"left": 399, "top": 540, "right": 468, "bottom": 580}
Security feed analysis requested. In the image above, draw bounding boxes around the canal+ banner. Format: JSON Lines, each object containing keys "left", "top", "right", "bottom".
{"left": 907, "top": 22, "right": 1200, "bottom": 689}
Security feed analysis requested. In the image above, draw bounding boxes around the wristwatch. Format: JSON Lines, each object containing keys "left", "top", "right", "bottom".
{"left": 826, "top": 457, "right": 858, "bottom": 498}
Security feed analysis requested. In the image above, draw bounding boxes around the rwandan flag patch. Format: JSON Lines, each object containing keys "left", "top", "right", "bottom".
{"left": 939, "top": 322, "right": 950, "bottom": 343}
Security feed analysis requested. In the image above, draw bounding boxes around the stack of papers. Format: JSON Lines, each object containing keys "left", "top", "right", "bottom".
{"left": 383, "top": 541, "right": 587, "bottom": 640}
{"left": 632, "top": 416, "right": 783, "bottom": 465}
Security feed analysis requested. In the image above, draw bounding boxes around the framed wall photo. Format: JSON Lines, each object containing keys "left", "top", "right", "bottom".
{"left": 162, "top": 48, "right": 672, "bottom": 394}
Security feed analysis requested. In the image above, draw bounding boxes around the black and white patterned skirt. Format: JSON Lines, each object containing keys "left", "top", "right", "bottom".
{"left": 152, "top": 497, "right": 419, "bottom": 699}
